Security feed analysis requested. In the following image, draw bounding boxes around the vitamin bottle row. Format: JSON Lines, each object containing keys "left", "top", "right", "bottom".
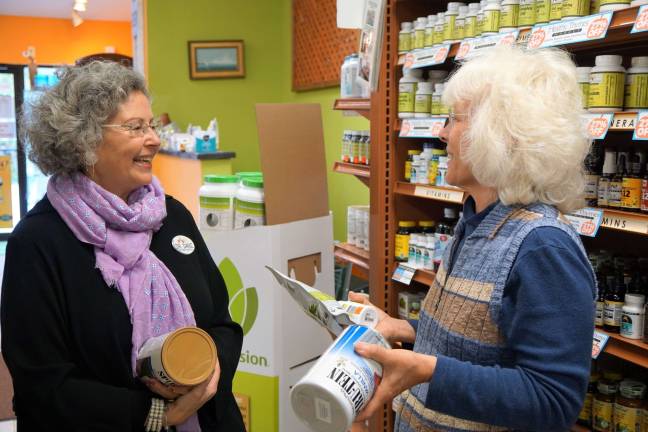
{"left": 399, "top": 68, "right": 450, "bottom": 119}
{"left": 341, "top": 130, "right": 371, "bottom": 166}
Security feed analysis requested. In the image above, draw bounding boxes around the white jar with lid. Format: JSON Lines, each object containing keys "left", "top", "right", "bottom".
{"left": 199, "top": 175, "right": 239, "bottom": 231}
{"left": 399, "top": 22, "right": 413, "bottom": 53}
{"left": 414, "top": 17, "right": 428, "bottom": 50}
{"left": 518, "top": 0, "right": 537, "bottom": 28}
{"left": 482, "top": 0, "right": 502, "bottom": 35}
{"left": 415, "top": 82, "right": 434, "bottom": 118}
{"left": 621, "top": 294, "right": 645, "bottom": 339}
{"left": 425, "top": 15, "right": 437, "bottom": 48}
{"left": 465, "top": 3, "right": 480, "bottom": 37}
{"left": 576, "top": 66, "right": 592, "bottom": 109}
{"left": 549, "top": 0, "right": 563, "bottom": 22}
{"left": 431, "top": 83, "right": 445, "bottom": 115}
{"left": 398, "top": 68, "right": 422, "bottom": 118}
{"left": 234, "top": 177, "right": 266, "bottom": 229}
{"left": 499, "top": 0, "right": 520, "bottom": 32}
{"left": 625, "top": 56, "right": 648, "bottom": 110}
{"left": 456, "top": 6, "right": 469, "bottom": 40}
{"left": 444, "top": 3, "right": 462, "bottom": 43}
{"left": 433, "top": 12, "right": 446, "bottom": 45}
{"left": 599, "top": 0, "right": 630, "bottom": 12}
{"left": 588, "top": 55, "right": 626, "bottom": 113}
{"left": 631, "top": 0, "right": 648, "bottom": 5}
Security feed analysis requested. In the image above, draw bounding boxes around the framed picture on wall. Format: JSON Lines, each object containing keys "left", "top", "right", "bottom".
{"left": 188, "top": 40, "right": 245, "bottom": 79}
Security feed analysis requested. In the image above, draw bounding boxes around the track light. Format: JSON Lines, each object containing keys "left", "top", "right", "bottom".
{"left": 71, "top": 10, "right": 84, "bottom": 27}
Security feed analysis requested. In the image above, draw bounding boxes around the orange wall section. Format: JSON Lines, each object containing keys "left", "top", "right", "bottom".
{"left": 0, "top": 15, "right": 132, "bottom": 65}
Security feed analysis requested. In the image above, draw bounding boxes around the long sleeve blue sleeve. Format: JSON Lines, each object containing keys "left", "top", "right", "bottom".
{"left": 424, "top": 227, "right": 596, "bottom": 431}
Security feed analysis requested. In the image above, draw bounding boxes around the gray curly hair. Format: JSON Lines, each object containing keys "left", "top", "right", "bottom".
{"left": 22, "top": 61, "right": 149, "bottom": 175}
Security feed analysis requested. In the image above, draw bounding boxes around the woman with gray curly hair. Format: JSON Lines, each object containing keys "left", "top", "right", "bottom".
{"left": 0, "top": 61, "right": 245, "bottom": 432}
{"left": 349, "top": 46, "right": 596, "bottom": 431}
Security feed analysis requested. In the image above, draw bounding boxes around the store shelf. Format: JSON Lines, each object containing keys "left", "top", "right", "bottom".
{"left": 333, "top": 98, "right": 371, "bottom": 120}
{"left": 599, "top": 329, "right": 648, "bottom": 369}
{"left": 609, "top": 111, "right": 637, "bottom": 131}
{"left": 600, "top": 208, "right": 648, "bottom": 236}
{"left": 570, "top": 424, "right": 590, "bottom": 432}
{"left": 395, "top": 181, "right": 466, "bottom": 204}
{"left": 392, "top": 263, "right": 437, "bottom": 286}
{"left": 333, "top": 162, "right": 370, "bottom": 186}
{"left": 334, "top": 242, "right": 370, "bottom": 279}
{"left": 397, "top": 6, "right": 645, "bottom": 67}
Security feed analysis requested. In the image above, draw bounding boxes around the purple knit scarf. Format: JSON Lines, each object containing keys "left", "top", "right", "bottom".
{"left": 47, "top": 172, "right": 200, "bottom": 431}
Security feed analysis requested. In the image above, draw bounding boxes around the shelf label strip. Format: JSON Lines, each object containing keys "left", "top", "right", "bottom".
{"left": 392, "top": 264, "right": 416, "bottom": 285}
{"left": 455, "top": 31, "right": 519, "bottom": 60}
{"left": 632, "top": 5, "right": 648, "bottom": 33}
{"left": 601, "top": 211, "right": 648, "bottom": 235}
{"left": 407, "top": 45, "right": 452, "bottom": 69}
{"left": 633, "top": 111, "right": 648, "bottom": 140}
{"left": 583, "top": 113, "right": 614, "bottom": 140}
{"left": 565, "top": 207, "right": 603, "bottom": 237}
{"left": 592, "top": 330, "right": 609, "bottom": 360}
{"left": 527, "top": 12, "right": 613, "bottom": 49}
{"left": 413, "top": 185, "right": 465, "bottom": 203}
{"left": 400, "top": 117, "right": 448, "bottom": 138}
{"left": 611, "top": 112, "right": 637, "bottom": 130}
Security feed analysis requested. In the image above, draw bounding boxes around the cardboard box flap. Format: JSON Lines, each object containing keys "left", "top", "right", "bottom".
{"left": 255, "top": 104, "right": 329, "bottom": 225}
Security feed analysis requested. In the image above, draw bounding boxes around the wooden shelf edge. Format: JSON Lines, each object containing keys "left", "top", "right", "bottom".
{"left": 334, "top": 243, "right": 370, "bottom": 272}
{"left": 392, "top": 264, "right": 437, "bottom": 286}
{"left": 599, "top": 328, "right": 648, "bottom": 368}
{"left": 334, "top": 98, "right": 371, "bottom": 112}
{"left": 599, "top": 208, "right": 648, "bottom": 236}
{"left": 570, "top": 423, "right": 590, "bottom": 432}
{"left": 395, "top": 181, "right": 466, "bottom": 204}
{"left": 333, "top": 162, "right": 371, "bottom": 186}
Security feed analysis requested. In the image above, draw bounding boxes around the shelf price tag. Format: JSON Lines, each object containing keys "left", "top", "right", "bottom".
{"left": 400, "top": 117, "right": 448, "bottom": 138}
{"left": 631, "top": 5, "right": 648, "bottom": 33}
{"left": 592, "top": 330, "right": 610, "bottom": 360}
{"left": 392, "top": 264, "right": 416, "bottom": 285}
{"left": 413, "top": 185, "right": 465, "bottom": 203}
{"left": 527, "top": 12, "right": 613, "bottom": 49}
{"left": 583, "top": 113, "right": 614, "bottom": 140}
{"left": 409, "top": 45, "right": 452, "bottom": 69}
{"left": 633, "top": 111, "right": 648, "bottom": 140}
{"left": 601, "top": 211, "right": 648, "bottom": 235}
{"left": 455, "top": 31, "right": 519, "bottom": 60}
{"left": 610, "top": 112, "right": 637, "bottom": 130}
{"left": 565, "top": 207, "right": 604, "bottom": 237}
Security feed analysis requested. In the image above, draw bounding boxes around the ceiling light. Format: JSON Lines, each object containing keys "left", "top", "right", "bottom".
{"left": 73, "top": 2, "right": 86, "bottom": 12}
{"left": 72, "top": 10, "right": 84, "bottom": 27}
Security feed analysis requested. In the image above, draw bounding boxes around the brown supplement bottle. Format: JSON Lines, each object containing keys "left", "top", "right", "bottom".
{"left": 621, "top": 156, "right": 642, "bottom": 212}
{"left": 607, "top": 154, "right": 625, "bottom": 209}
{"left": 614, "top": 380, "right": 646, "bottom": 432}
{"left": 593, "top": 372, "right": 622, "bottom": 432}
{"left": 604, "top": 275, "right": 625, "bottom": 333}
{"left": 404, "top": 150, "right": 421, "bottom": 181}
{"left": 641, "top": 163, "right": 648, "bottom": 214}
{"left": 395, "top": 221, "right": 416, "bottom": 262}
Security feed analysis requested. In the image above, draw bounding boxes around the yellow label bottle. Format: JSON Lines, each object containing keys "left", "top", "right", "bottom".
{"left": 424, "top": 23, "right": 435, "bottom": 47}
{"left": 443, "top": 14, "right": 458, "bottom": 41}
{"left": 622, "top": 177, "right": 642, "bottom": 211}
{"left": 500, "top": 1, "right": 520, "bottom": 30}
{"left": 577, "top": 67, "right": 591, "bottom": 109}
{"left": 414, "top": 20, "right": 426, "bottom": 50}
{"left": 614, "top": 380, "right": 646, "bottom": 432}
{"left": 589, "top": 56, "right": 626, "bottom": 112}
{"left": 549, "top": 0, "right": 563, "bottom": 21}
{"left": 434, "top": 13, "right": 446, "bottom": 44}
{"left": 593, "top": 398, "right": 614, "bottom": 432}
{"left": 483, "top": 9, "right": 501, "bottom": 33}
{"left": 465, "top": 14, "right": 477, "bottom": 37}
{"left": 590, "top": 0, "right": 600, "bottom": 13}
{"left": 398, "top": 22, "right": 413, "bottom": 53}
{"left": 535, "top": 0, "right": 551, "bottom": 23}
{"left": 624, "top": 57, "right": 648, "bottom": 110}
{"left": 562, "top": 0, "right": 590, "bottom": 17}
{"left": 519, "top": 0, "right": 537, "bottom": 27}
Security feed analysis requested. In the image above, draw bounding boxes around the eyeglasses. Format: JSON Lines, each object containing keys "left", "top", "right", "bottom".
{"left": 102, "top": 119, "right": 161, "bottom": 137}
{"left": 447, "top": 111, "right": 468, "bottom": 128}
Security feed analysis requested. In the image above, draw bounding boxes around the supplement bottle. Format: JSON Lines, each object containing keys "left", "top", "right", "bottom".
{"left": 415, "top": 82, "right": 434, "bottom": 118}
{"left": 614, "top": 380, "right": 646, "bottom": 432}
{"left": 234, "top": 177, "right": 265, "bottom": 229}
{"left": 395, "top": 221, "right": 416, "bottom": 261}
{"left": 577, "top": 371, "right": 600, "bottom": 427}
{"left": 620, "top": 293, "right": 645, "bottom": 339}
{"left": 423, "top": 235, "right": 436, "bottom": 270}
{"left": 414, "top": 17, "right": 428, "bottom": 50}
{"left": 408, "top": 234, "right": 419, "bottom": 266}
{"left": 360, "top": 130, "right": 370, "bottom": 165}
{"left": 621, "top": 156, "right": 642, "bottom": 212}
{"left": 535, "top": 0, "right": 551, "bottom": 23}
{"left": 599, "top": 0, "right": 631, "bottom": 12}
{"left": 431, "top": 83, "right": 445, "bottom": 115}
{"left": 341, "top": 130, "right": 352, "bottom": 163}
{"left": 625, "top": 57, "right": 648, "bottom": 110}
{"left": 562, "top": 0, "right": 590, "bottom": 19}
{"left": 587, "top": 55, "right": 625, "bottom": 113}
{"left": 465, "top": 3, "right": 480, "bottom": 37}
{"left": 632, "top": 0, "right": 648, "bottom": 5}
{"left": 577, "top": 67, "right": 592, "bottom": 109}
{"left": 436, "top": 156, "right": 449, "bottom": 187}
{"left": 642, "top": 163, "right": 648, "bottom": 214}
{"left": 500, "top": 0, "right": 520, "bottom": 32}
{"left": 434, "top": 208, "right": 458, "bottom": 269}
{"left": 434, "top": 13, "right": 446, "bottom": 45}
{"left": 351, "top": 130, "right": 362, "bottom": 164}
{"left": 596, "top": 274, "right": 607, "bottom": 327}
{"left": 477, "top": 3, "right": 486, "bottom": 35}
{"left": 598, "top": 150, "right": 617, "bottom": 207}
{"left": 399, "top": 22, "right": 413, "bottom": 53}
{"left": 593, "top": 373, "right": 620, "bottom": 432}
{"left": 399, "top": 69, "right": 421, "bottom": 119}
{"left": 584, "top": 142, "right": 602, "bottom": 207}
{"left": 444, "top": 3, "right": 462, "bottom": 43}
{"left": 425, "top": 15, "right": 437, "bottom": 48}
{"left": 427, "top": 70, "right": 449, "bottom": 86}
{"left": 604, "top": 275, "right": 625, "bottom": 333}
{"left": 591, "top": 0, "right": 601, "bottom": 12}
{"left": 608, "top": 154, "right": 624, "bottom": 209}
{"left": 199, "top": 175, "right": 239, "bottom": 231}
{"left": 482, "top": 0, "right": 502, "bottom": 35}
{"left": 518, "top": 0, "right": 536, "bottom": 28}
{"left": 456, "top": 6, "right": 469, "bottom": 40}
{"left": 419, "top": 220, "right": 436, "bottom": 234}
{"left": 549, "top": 0, "right": 563, "bottom": 22}
{"left": 405, "top": 149, "right": 422, "bottom": 181}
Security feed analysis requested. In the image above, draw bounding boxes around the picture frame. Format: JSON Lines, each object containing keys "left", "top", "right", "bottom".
{"left": 188, "top": 40, "right": 245, "bottom": 79}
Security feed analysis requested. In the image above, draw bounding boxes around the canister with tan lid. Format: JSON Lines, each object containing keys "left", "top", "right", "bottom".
{"left": 593, "top": 372, "right": 622, "bottom": 432}
{"left": 614, "top": 380, "right": 646, "bottom": 432}
{"left": 588, "top": 55, "right": 626, "bottom": 113}
{"left": 137, "top": 326, "right": 217, "bottom": 386}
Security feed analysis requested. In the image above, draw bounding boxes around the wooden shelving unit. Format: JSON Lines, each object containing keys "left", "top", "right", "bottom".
{"left": 599, "top": 208, "right": 648, "bottom": 236}
{"left": 599, "top": 329, "right": 648, "bottom": 369}
{"left": 334, "top": 98, "right": 371, "bottom": 120}
{"left": 334, "top": 242, "right": 370, "bottom": 280}
{"left": 394, "top": 181, "right": 466, "bottom": 204}
{"left": 333, "top": 161, "right": 370, "bottom": 186}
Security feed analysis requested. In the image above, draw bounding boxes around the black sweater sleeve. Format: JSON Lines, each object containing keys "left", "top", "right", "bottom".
{"left": 0, "top": 233, "right": 151, "bottom": 431}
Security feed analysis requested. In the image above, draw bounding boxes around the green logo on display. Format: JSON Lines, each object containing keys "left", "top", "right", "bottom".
{"left": 219, "top": 258, "right": 258, "bottom": 335}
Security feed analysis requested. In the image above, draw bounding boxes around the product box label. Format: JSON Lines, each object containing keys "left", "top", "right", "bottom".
{"left": 455, "top": 31, "right": 519, "bottom": 60}
{"left": 400, "top": 117, "right": 448, "bottom": 138}
{"left": 565, "top": 207, "right": 604, "bottom": 237}
{"left": 392, "top": 264, "right": 416, "bottom": 285}
{"left": 583, "top": 113, "right": 614, "bottom": 140}
{"left": 527, "top": 12, "right": 612, "bottom": 49}
{"left": 631, "top": 5, "right": 648, "bottom": 33}
{"left": 592, "top": 330, "right": 609, "bottom": 359}
{"left": 408, "top": 45, "right": 451, "bottom": 69}
{"left": 633, "top": 111, "right": 648, "bottom": 140}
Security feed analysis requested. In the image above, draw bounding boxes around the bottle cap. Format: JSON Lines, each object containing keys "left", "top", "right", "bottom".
{"left": 401, "top": 22, "right": 413, "bottom": 31}
{"left": 469, "top": 2, "right": 481, "bottom": 12}
{"left": 459, "top": 5, "right": 469, "bottom": 16}
{"left": 619, "top": 380, "right": 647, "bottom": 399}
{"left": 631, "top": 56, "right": 648, "bottom": 68}
{"left": 576, "top": 67, "right": 592, "bottom": 82}
{"left": 602, "top": 151, "right": 617, "bottom": 175}
{"left": 427, "top": 15, "right": 437, "bottom": 24}
{"left": 595, "top": 55, "right": 623, "bottom": 67}
{"left": 447, "top": 2, "right": 462, "bottom": 12}
{"left": 204, "top": 175, "right": 239, "bottom": 184}
{"left": 625, "top": 293, "right": 645, "bottom": 306}
{"left": 417, "top": 82, "right": 434, "bottom": 92}
{"left": 419, "top": 220, "right": 436, "bottom": 227}
{"left": 398, "top": 221, "right": 417, "bottom": 228}
{"left": 242, "top": 177, "right": 264, "bottom": 189}
{"left": 434, "top": 83, "right": 445, "bottom": 92}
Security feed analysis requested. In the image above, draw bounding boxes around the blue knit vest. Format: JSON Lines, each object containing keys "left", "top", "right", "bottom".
{"left": 393, "top": 202, "right": 589, "bottom": 432}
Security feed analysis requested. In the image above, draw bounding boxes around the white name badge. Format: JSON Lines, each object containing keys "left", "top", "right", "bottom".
{"left": 172, "top": 235, "right": 195, "bottom": 255}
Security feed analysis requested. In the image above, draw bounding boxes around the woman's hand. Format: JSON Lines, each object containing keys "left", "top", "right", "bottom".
{"left": 348, "top": 292, "right": 416, "bottom": 344}
{"left": 163, "top": 361, "right": 221, "bottom": 426}
{"left": 353, "top": 342, "right": 436, "bottom": 422}
{"left": 141, "top": 378, "right": 192, "bottom": 400}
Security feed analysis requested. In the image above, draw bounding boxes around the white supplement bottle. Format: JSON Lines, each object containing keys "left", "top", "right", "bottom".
{"left": 631, "top": 0, "right": 648, "bottom": 5}
{"left": 477, "top": 0, "right": 488, "bottom": 35}
{"left": 500, "top": 0, "right": 520, "bottom": 32}
{"left": 588, "top": 55, "right": 626, "bottom": 113}
{"left": 577, "top": 66, "right": 592, "bottom": 109}
{"left": 434, "top": 12, "right": 446, "bottom": 45}
{"left": 561, "top": 0, "right": 590, "bottom": 19}
{"left": 621, "top": 294, "right": 645, "bottom": 340}
{"left": 340, "top": 54, "right": 360, "bottom": 98}
{"left": 625, "top": 57, "right": 648, "bottom": 110}
{"left": 599, "top": 0, "right": 630, "bottom": 12}
{"left": 415, "top": 82, "right": 434, "bottom": 118}
{"left": 535, "top": 0, "right": 551, "bottom": 23}
{"left": 444, "top": 3, "right": 462, "bottom": 43}
{"left": 414, "top": 17, "right": 428, "bottom": 50}
{"left": 427, "top": 70, "right": 449, "bottom": 86}
{"left": 465, "top": 3, "right": 480, "bottom": 37}
{"left": 482, "top": 0, "right": 502, "bottom": 35}
{"left": 199, "top": 175, "right": 239, "bottom": 231}
{"left": 519, "top": 0, "right": 537, "bottom": 28}
{"left": 399, "top": 22, "right": 413, "bottom": 53}
{"left": 549, "top": 0, "right": 563, "bottom": 22}
{"left": 431, "top": 83, "right": 445, "bottom": 115}
{"left": 234, "top": 177, "right": 265, "bottom": 229}
{"left": 456, "top": 6, "right": 469, "bottom": 40}
{"left": 398, "top": 68, "right": 421, "bottom": 118}
{"left": 425, "top": 15, "right": 437, "bottom": 47}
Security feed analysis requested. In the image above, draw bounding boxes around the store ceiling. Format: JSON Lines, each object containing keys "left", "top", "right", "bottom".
{"left": 0, "top": 0, "right": 130, "bottom": 21}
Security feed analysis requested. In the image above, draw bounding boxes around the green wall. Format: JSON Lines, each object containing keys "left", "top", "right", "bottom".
{"left": 147, "top": 0, "right": 369, "bottom": 241}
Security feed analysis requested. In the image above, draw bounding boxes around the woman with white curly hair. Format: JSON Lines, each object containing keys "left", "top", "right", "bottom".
{"left": 350, "top": 46, "right": 596, "bottom": 431}
{"left": 0, "top": 61, "right": 245, "bottom": 432}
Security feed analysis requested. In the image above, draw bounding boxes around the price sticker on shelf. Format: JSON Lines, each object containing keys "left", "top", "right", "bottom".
{"left": 592, "top": 330, "right": 610, "bottom": 360}
{"left": 633, "top": 111, "right": 648, "bottom": 140}
{"left": 583, "top": 113, "right": 614, "bottom": 140}
{"left": 526, "top": 12, "right": 612, "bottom": 49}
{"left": 565, "top": 207, "right": 604, "bottom": 237}
{"left": 409, "top": 45, "right": 451, "bottom": 69}
{"left": 414, "top": 185, "right": 465, "bottom": 203}
{"left": 403, "top": 53, "right": 416, "bottom": 69}
{"left": 392, "top": 264, "right": 416, "bottom": 285}
{"left": 455, "top": 31, "right": 519, "bottom": 60}
{"left": 631, "top": 5, "right": 648, "bottom": 33}
{"left": 400, "top": 117, "right": 448, "bottom": 138}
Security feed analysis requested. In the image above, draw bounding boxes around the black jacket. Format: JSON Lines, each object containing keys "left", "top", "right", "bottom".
{"left": 0, "top": 195, "right": 245, "bottom": 431}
